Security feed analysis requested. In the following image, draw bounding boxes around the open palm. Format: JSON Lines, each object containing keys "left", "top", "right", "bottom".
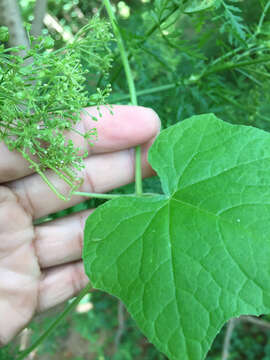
{"left": 0, "top": 105, "right": 160, "bottom": 346}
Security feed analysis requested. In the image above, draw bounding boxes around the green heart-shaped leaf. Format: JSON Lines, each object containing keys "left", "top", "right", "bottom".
{"left": 83, "top": 114, "right": 270, "bottom": 360}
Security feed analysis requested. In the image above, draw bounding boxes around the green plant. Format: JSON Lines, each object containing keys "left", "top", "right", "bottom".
{"left": 0, "top": 15, "right": 113, "bottom": 199}
{"left": 2, "top": 0, "right": 270, "bottom": 359}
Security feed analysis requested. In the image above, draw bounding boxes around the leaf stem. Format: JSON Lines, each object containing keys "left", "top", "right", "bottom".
{"left": 73, "top": 191, "right": 158, "bottom": 199}
{"left": 103, "top": 0, "right": 142, "bottom": 196}
{"left": 74, "top": 191, "right": 125, "bottom": 199}
{"left": 16, "top": 282, "right": 92, "bottom": 360}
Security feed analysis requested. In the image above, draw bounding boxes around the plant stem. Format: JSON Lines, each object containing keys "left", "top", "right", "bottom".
{"left": 74, "top": 191, "right": 125, "bottom": 199}
{"left": 73, "top": 191, "right": 159, "bottom": 199}
{"left": 145, "top": 3, "right": 179, "bottom": 41}
{"left": 111, "top": 51, "right": 270, "bottom": 102}
{"left": 221, "top": 319, "right": 237, "bottom": 360}
{"left": 20, "top": 153, "right": 67, "bottom": 201}
{"left": 110, "top": 83, "right": 179, "bottom": 103}
{"left": 99, "top": 3, "right": 179, "bottom": 86}
{"left": 16, "top": 282, "right": 92, "bottom": 360}
{"left": 202, "top": 57, "right": 270, "bottom": 78}
{"left": 211, "top": 44, "right": 266, "bottom": 66}
{"left": 256, "top": 0, "right": 270, "bottom": 36}
{"left": 103, "top": 0, "right": 142, "bottom": 196}
{"left": 104, "top": 2, "right": 137, "bottom": 106}
{"left": 21, "top": 153, "right": 83, "bottom": 201}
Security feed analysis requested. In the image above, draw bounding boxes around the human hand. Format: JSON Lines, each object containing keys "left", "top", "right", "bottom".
{"left": 0, "top": 105, "right": 160, "bottom": 346}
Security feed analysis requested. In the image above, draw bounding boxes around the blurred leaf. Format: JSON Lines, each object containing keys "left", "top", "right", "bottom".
{"left": 184, "top": 0, "right": 217, "bottom": 13}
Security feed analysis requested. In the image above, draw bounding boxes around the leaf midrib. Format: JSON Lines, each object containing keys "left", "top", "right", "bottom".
{"left": 171, "top": 194, "right": 246, "bottom": 227}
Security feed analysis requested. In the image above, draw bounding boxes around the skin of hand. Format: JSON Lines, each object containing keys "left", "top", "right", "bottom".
{"left": 0, "top": 105, "right": 160, "bottom": 347}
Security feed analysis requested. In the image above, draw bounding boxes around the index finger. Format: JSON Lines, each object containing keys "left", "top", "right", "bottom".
{"left": 0, "top": 105, "right": 160, "bottom": 183}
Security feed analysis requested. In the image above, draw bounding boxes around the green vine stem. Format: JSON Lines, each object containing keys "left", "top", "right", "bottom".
{"left": 74, "top": 191, "right": 126, "bottom": 200}
{"left": 107, "top": 3, "right": 179, "bottom": 85}
{"left": 103, "top": 0, "right": 143, "bottom": 196}
{"left": 73, "top": 191, "right": 158, "bottom": 199}
{"left": 111, "top": 83, "right": 179, "bottom": 103}
{"left": 16, "top": 282, "right": 92, "bottom": 360}
{"left": 97, "top": 2, "right": 179, "bottom": 86}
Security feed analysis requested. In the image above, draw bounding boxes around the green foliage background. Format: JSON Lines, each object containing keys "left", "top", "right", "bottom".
{"left": 1, "top": 0, "right": 270, "bottom": 359}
